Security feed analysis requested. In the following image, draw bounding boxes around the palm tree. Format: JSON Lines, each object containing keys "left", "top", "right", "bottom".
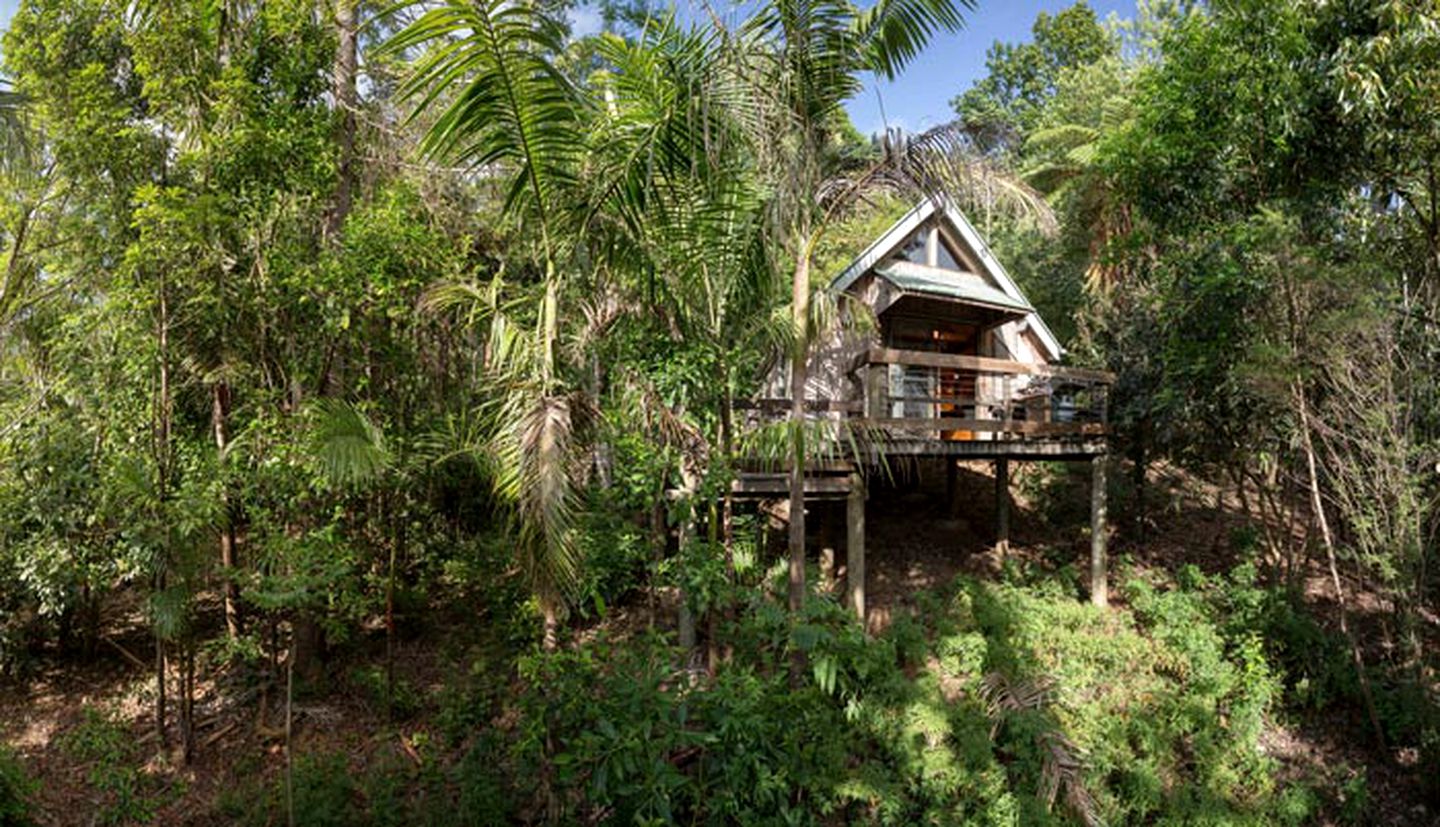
{"left": 732, "top": 0, "right": 977, "bottom": 623}
{"left": 591, "top": 19, "right": 785, "bottom": 563}
{"left": 388, "top": 1, "right": 745, "bottom": 647}
{"left": 385, "top": 0, "right": 589, "bottom": 648}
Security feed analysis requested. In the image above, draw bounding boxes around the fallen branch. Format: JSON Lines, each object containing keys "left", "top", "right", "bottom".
{"left": 399, "top": 734, "right": 422, "bottom": 766}
{"left": 202, "top": 719, "right": 239, "bottom": 749}
{"left": 102, "top": 636, "right": 148, "bottom": 671}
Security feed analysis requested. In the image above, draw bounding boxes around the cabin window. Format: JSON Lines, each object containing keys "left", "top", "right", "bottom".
{"left": 883, "top": 317, "right": 979, "bottom": 425}
{"left": 896, "top": 227, "right": 964, "bottom": 271}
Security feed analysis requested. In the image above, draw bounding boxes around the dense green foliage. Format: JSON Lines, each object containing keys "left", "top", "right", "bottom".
{"left": 202, "top": 567, "right": 1352, "bottom": 825}
{"left": 0, "top": 0, "right": 1436, "bottom": 823}
{"left": 0, "top": 744, "right": 33, "bottom": 827}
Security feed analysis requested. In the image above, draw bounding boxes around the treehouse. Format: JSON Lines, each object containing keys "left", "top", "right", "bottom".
{"left": 739, "top": 197, "right": 1114, "bottom": 621}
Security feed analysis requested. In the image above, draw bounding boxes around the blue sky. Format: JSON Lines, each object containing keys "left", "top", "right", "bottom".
{"left": 0, "top": 0, "right": 1134, "bottom": 136}
{"left": 569, "top": 2, "right": 1140, "bottom": 136}
{"left": 845, "top": 0, "right": 1137, "bottom": 135}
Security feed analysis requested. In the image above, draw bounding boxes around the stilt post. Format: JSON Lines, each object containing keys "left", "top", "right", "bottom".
{"left": 847, "top": 472, "right": 866, "bottom": 625}
{"left": 819, "top": 502, "right": 837, "bottom": 593}
{"left": 995, "top": 458, "right": 1010, "bottom": 558}
{"left": 946, "top": 459, "right": 959, "bottom": 517}
{"left": 1090, "top": 455, "right": 1108, "bottom": 607}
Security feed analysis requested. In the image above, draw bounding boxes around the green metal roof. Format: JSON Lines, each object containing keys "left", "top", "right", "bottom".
{"left": 874, "top": 260, "right": 1034, "bottom": 314}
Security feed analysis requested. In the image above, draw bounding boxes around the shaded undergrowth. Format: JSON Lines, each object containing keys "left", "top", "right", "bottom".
{"left": 220, "top": 563, "right": 1355, "bottom": 826}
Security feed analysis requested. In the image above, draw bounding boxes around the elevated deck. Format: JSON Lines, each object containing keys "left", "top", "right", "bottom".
{"left": 742, "top": 346, "right": 1113, "bottom": 461}
{"left": 735, "top": 347, "right": 1115, "bottom": 623}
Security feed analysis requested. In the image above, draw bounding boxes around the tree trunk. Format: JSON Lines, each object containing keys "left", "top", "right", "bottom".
{"left": 325, "top": 0, "right": 359, "bottom": 241}
{"left": 180, "top": 642, "right": 195, "bottom": 764}
{"left": 541, "top": 603, "right": 559, "bottom": 652}
{"left": 291, "top": 616, "right": 325, "bottom": 688}
{"left": 213, "top": 383, "right": 241, "bottom": 641}
{"left": 676, "top": 465, "right": 699, "bottom": 656}
{"left": 787, "top": 243, "right": 809, "bottom": 684}
{"left": 154, "top": 623, "right": 167, "bottom": 751}
{"left": 1090, "top": 456, "right": 1108, "bottom": 607}
{"left": 154, "top": 273, "right": 172, "bottom": 754}
{"left": 718, "top": 362, "right": 736, "bottom": 576}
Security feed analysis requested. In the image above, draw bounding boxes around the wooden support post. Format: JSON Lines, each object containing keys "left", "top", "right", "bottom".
{"left": 995, "top": 458, "right": 1010, "bottom": 558}
{"left": 1090, "top": 455, "right": 1108, "bottom": 607}
{"left": 946, "top": 459, "right": 958, "bottom": 518}
{"left": 819, "top": 503, "right": 837, "bottom": 593}
{"left": 846, "top": 473, "right": 866, "bottom": 625}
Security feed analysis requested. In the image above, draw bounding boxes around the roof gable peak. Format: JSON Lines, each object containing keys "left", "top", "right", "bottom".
{"left": 827, "top": 197, "right": 1063, "bottom": 360}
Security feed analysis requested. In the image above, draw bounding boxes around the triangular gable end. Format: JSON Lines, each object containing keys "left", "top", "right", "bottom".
{"left": 828, "top": 198, "right": 1064, "bottom": 361}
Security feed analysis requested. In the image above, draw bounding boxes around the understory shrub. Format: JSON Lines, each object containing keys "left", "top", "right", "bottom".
{"left": 1192, "top": 562, "right": 1440, "bottom": 796}
{"left": 0, "top": 745, "right": 34, "bottom": 827}
{"left": 58, "top": 707, "right": 174, "bottom": 825}
{"left": 573, "top": 507, "right": 653, "bottom": 622}
{"left": 482, "top": 567, "right": 1315, "bottom": 825}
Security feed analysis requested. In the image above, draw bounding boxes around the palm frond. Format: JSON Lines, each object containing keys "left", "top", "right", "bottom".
{"left": 743, "top": 0, "right": 866, "bottom": 124}
{"left": 513, "top": 394, "right": 583, "bottom": 606}
{"left": 1039, "top": 729, "right": 1104, "bottom": 827}
{"left": 854, "top": 0, "right": 973, "bottom": 80}
{"left": 385, "top": 0, "right": 584, "bottom": 253}
{"left": 979, "top": 671, "right": 1054, "bottom": 730}
{"left": 882, "top": 123, "right": 1058, "bottom": 235}
{"left": 307, "top": 399, "right": 390, "bottom": 488}
{"left": 980, "top": 671, "right": 1104, "bottom": 827}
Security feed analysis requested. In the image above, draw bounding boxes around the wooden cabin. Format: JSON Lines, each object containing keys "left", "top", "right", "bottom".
{"left": 739, "top": 197, "right": 1115, "bottom": 620}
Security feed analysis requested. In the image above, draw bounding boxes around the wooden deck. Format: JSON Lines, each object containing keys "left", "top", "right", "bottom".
{"left": 733, "top": 347, "right": 1115, "bottom": 624}
{"left": 742, "top": 346, "right": 1113, "bottom": 459}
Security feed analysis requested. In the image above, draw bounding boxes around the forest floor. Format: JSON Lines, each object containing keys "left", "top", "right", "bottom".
{"left": 2, "top": 459, "right": 1435, "bottom": 825}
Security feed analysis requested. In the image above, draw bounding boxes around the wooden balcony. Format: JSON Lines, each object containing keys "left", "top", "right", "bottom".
{"left": 739, "top": 347, "right": 1113, "bottom": 461}
{"left": 857, "top": 347, "right": 1112, "bottom": 441}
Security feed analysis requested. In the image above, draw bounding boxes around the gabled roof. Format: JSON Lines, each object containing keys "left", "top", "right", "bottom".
{"left": 828, "top": 197, "right": 1064, "bottom": 360}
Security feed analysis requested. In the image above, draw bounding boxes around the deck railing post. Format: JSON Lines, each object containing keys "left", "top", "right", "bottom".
{"left": 1002, "top": 374, "right": 1012, "bottom": 440}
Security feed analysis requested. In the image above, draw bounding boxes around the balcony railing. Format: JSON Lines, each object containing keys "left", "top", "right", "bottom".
{"left": 858, "top": 347, "right": 1111, "bottom": 440}
{"left": 738, "top": 347, "right": 1113, "bottom": 450}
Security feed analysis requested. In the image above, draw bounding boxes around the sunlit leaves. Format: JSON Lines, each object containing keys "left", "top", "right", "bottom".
{"left": 386, "top": 0, "right": 584, "bottom": 251}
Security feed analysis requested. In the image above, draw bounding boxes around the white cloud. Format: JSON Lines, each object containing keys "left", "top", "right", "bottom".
{"left": 568, "top": 4, "right": 604, "bottom": 39}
